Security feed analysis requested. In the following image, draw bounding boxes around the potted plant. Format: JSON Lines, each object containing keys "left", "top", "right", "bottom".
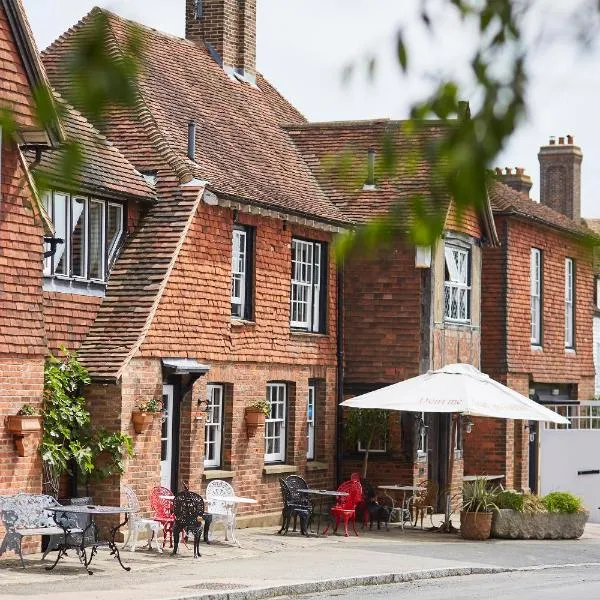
{"left": 245, "top": 399, "right": 270, "bottom": 432}
{"left": 461, "top": 478, "right": 499, "bottom": 540}
{"left": 132, "top": 397, "right": 162, "bottom": 434}
{"left": 5, "top": 404, "right": 42, "bottom": 456}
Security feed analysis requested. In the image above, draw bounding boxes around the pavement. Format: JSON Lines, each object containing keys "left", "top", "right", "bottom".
{"left": 1, "top": 516, "right": 600, "bottom": 600}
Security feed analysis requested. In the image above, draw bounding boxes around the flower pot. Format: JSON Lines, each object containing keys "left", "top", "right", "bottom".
{"left": 460, "top": 511, "right": 493, "bottom": 540}
{"left": 132, "top": 411, "right": 155, "bottom": 434}
{"left": 6, "top": 415, "right": 42, "bottom": 434}
{"left": 245, "top": 408, "right": 266, "bottom": 435}
{"left": 5, "top": 415, "right": 42, "bottom": 457}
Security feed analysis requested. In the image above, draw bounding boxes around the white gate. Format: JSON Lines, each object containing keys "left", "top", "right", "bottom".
{"left": 539, "top": 402, "right": 600, "bottom": 523}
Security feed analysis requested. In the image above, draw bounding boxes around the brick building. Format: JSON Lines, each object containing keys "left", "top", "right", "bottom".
{"left": 288, "top": 120, "right": 499, "bottom": 505}
{"left": 479, "top": 137, "right": 598, "bottom": 492}
{"left": 40, "top": 1, "right": 349, "bottom": 523}
{"left": 0, "top": 0, "right": 62, "bottom": 498}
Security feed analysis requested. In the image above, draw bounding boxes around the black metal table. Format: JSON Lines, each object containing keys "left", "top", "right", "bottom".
{"left": 45, "top": 504, "right": 134, "bottom": 575}
{"left": 298, "top": 489, "right": 348, "bottom": 536}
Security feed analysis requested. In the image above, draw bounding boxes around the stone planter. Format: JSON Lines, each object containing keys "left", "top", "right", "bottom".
{"left": 460, "top": 511, "right": 493, "bottom": 540}
{"left": 5, "top": 415, "right": 42, "bottom": 456}
{"left": 492, "top": 508, "right": 588, "bottom": 540}
{"left": 131, "top": 411, "right": 156, "bottom": 434}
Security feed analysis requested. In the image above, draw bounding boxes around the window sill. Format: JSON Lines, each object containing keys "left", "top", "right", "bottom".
{"left": 565, "top": 348, "right": 576, "bottom": 355}
{"left": 43, "top": 276, "right": 106, "bottom": 297}
{"left": 290, "top": 330, "right": 328, "bottom": 339}
{"left": 231, "top": 318, "right": 255, "bottom": 328}
{"left": 263, "top": 464, "right": 298, "bottom": 476}
{"left": 306, "top": 461, "right": 328, "bottom": 472}
{"left": 203, "top": 469, "right": 234, "bottom": 480}
{"left": 531, "top": 345, "right": 543, "bottom": 352}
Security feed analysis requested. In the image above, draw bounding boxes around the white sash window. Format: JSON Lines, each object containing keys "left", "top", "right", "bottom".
{"left": 204, "top": 384, "right": 224, "bottom": 468}
{"left": 531, "top": 248, "right": 542, "bottom": 345}
{"left": 307, "top": 383, "right": 316, "bottom": 460}
{"left": 444, "top": 245, "right": 471, "bottom": 323}
{"left": 265, "top": 383, "right": 286, "bottom": 463}
{"left": 291, "top": 238, "right": 325, "bottom": 332}
{"left": 565, "top": 258, "right": 574, "bottom": 348}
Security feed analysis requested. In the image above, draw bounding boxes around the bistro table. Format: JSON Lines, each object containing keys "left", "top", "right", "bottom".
{"left": 45, "top": 504, "right": 134, "bottom": 575}
{"left": 377, "top": 485, "right": 425, "bottom": 531}
{"left": 217, "top": 495, "right": 258, "bottom": 546}
{"left": 297, "top": 489, "right": 348, "bottom": 536}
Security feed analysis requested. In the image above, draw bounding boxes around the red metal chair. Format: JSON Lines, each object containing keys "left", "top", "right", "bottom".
{"left": 150, "top": 486, "right": 175, "bottom": 548}
{"left": 323, "top": 479, "right": 363, "bottom": 537}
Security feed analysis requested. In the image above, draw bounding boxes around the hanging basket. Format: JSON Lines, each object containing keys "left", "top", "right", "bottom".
{"left": 131, "top": 411, "right": 156, "bottom": 434}
{"left": 244, "top": 407, "right": 266, "bottom": 435}
{"left": 5, "top": 416, "right": 42, "bottom": 457}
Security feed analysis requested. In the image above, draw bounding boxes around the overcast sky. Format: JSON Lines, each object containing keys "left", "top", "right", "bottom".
{"left": 23, "top": 0, "right": 600, "bottom": 217}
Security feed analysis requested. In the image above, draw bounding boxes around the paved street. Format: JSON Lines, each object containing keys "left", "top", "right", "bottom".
{"left": 294, "top": 566, "right": 600, "bottom": 600}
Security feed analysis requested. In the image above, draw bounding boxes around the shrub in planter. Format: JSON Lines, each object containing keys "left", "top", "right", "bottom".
{"left": 461, "top": 478, "right": 499, "bottom": 540}
{"left": 542, "top": 492, "right": 583, "bottom": 514}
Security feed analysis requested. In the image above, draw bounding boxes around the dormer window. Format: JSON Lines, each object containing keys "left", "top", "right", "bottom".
{"left": 43, "top": 191, "right": 124, "bottom": 284}
{"left": 363, "top": 149, "right": 377, "bottom": 191}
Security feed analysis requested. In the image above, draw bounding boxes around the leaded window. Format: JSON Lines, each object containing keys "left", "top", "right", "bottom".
{"left": 444, "top": 245, "right": 471, "bottom": 323}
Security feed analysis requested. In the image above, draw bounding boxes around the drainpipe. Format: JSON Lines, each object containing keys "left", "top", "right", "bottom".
{"left": 335, "top": 259, "right": 345, "bottom": 486}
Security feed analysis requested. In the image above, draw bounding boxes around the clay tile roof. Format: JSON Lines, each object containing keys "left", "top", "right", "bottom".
{"left": 285, "top": 120, "right": 453, "bottom": 227}
{"left": 489, "top": 181, "right": 599, "bottom": 240}
{"left": 32, "top": 94, "right": 155, "bottom": 202}
{"left": 42, "top": 8, "right": 348, "bottom": 226}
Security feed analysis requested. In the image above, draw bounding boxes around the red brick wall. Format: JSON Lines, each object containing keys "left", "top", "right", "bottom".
{"left": 343, "top": 241, "right": 422, "bottom": 386}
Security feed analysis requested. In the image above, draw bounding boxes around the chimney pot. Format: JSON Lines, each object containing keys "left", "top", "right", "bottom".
{"left": 559, "top": 136, "right": 565, "bottom": 145}
{"left": 549, "top": 136, "right": 556, "bottom": 145}
{"left": 567, "top": 134, "right": 574, "bottom": 145}
{"left": 495, "top": 167, "right": 502, "bottom": 176}
{"left": 496, "top": 166, "right": 533, "bottom": 197}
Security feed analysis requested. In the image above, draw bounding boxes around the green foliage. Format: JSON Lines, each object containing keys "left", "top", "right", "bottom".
{"left": 495, "top": 490, "right": 523, "bottom": 512}
{"left": 462, "top": 478, "right": 499, "bottom": 513}
{"left": 343, "top": 408, "right": 388, "bottom": 478}
{"left": 17, "top": 404, "right": 38, "bottom": 416}
{"left": 40, "top": 347, "right": 133, "bottom": 493}
{"left": 138, "top": 398, "right": 163, "bottom": 413}
{"left": 542, "top": 492, "right": 584, "bottom": 514}
{"left": 248, "top": 399, "right": 271, "bottom": 416}
{"left": 522, "top": 494, "right": 547, "bottom": 514}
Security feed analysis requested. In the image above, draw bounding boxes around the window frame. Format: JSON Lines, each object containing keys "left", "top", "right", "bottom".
{"left": 43, "top": 190, "right": 125, "bottom": 284}
{"left": 204, "top": 384, "right": 224, "bottom": 469}
{"left": 417, "top": 412, "right": 428, "bottom": 457}
{"left": 231, "top": 225, "right": 254, "bottom": 320}
{"left": 357, "top": 435, "right": 387, "bottom": 454}
{"left": 290, "top": 237, "right": 327, "bottom": 333}
{"left": 530, "top": 248, "right": 542, "bottom": 346}
{"left": 443, "top": 243, "right": 471, "bottom": 324}
{"left": 306, "top": 383, "right": 316, "bottom": 460}
{"left": 265, "top": 383, "right": 287, "bottom": 463}
{"left": 565, "top": 257, "right": 575, "bottom": 349}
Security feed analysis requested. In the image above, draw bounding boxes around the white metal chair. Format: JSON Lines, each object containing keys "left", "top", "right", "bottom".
{"left": 205, "top": 480, "right": 235, "bottom": 542}
{"left": 122, "top": 485, "right": 162, "bottom": 552}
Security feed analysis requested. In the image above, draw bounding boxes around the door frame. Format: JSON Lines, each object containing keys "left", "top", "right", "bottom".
{"left": 162, "top": 377, "right": 182, "bottom": 492}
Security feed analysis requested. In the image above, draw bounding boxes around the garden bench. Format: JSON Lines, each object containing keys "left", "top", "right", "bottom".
{"left": 0, "top": 492, "right": 82, "bottom": 568}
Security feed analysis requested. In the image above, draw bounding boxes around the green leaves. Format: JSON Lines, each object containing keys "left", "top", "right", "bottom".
{"left": 396, "top": 31, "right": 408, "bottom": 73}
{"left": 41, "top": 347, "right": 133, "bottom": 492}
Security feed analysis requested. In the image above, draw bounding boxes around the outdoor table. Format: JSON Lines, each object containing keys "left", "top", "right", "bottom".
{"left": 463, "top": 475, "right": 504, "bottom": 482}
{"left": 216, "top": 495, "right": 258, "bottom": 546}
{"left": 377, "top": 485, "right": 425, "bottom": 531}
{"left": 297, "top": 489, "right": 348, "bottom": 536}
{"left": 44, "top": 504, "right": 134, "bottom": 575}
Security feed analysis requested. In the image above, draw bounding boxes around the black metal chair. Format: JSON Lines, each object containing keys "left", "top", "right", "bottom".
{"left": 172, "top": 491, "right": 205, "bottom": 559}
{"left": 278, "top": 476, "right": 312, "bottom": 536}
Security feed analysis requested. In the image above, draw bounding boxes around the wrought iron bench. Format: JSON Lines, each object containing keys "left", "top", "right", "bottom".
{"left": 0, "top": 493, "right": 82, "bottom": 568}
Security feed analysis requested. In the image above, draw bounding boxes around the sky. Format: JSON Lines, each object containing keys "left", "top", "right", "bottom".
{"left": 22, "top": 0, "right": 600, "bottom": 217}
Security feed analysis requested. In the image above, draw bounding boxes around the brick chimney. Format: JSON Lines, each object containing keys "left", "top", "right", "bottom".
{"left": 495, "top": 167, "right": 533, "bottom": 197}
{"left": 538, "top": 135, "right": 583, "bottom": 221}
{"left": 185, "top": 0, "right": 257, "bottom": 84}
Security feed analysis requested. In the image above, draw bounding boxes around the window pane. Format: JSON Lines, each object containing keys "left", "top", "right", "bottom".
{"left": 71, "top": 197, "right": 86, "bottom": 278}
{"left": 89, "top": 200, "right": 104, "bottom": 280}
{"left": 42, "top": 192, "right": 52, "bottom": 275}
{"left": 444, "top": 245, "right": 470, "bottom": 323}
{"left": 53, "top": 193, "right": 68, "bottom": 275}
{"left": 204, "top": 384, "right": 223, "bottom": 468}
{"left": 107, "top": 203, "right": 124, "bottom": 266}
{"left": 231, "top": 229, "right": 247, "bottom": 317}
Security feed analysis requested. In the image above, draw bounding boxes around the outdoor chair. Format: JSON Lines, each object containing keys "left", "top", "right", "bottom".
{"left": 150, "top": 486, "right": 175, "bottom": 548}
{"left": 278, "top": 476, "right": 311, "bottom": 536}
{"left": 412, "top": 480, "right": 439, "bottom": 529}
{"left": 205, "top": 479, "right": 235, "bottom": 542}
{"left": 122, "top": 485, "right": 162, "bottom": 552}
{"left": 172, "top": 491, "right": 205, "bottom": 559}
{"left": 351, "top": 473, "right": 375, "bottom": 529}
{"left": 323, "top": 479, "right": 363, "bottom": 537}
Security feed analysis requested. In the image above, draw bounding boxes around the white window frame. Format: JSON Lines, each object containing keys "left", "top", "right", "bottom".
{"left": 596, "top": 277, "right": 600, "bottom": 311}
{"left": 204, "top": 384, "right": 224, "bottom": 468}
{"left": 43, "top": 191, "right": 124, "bottom": 283}
{"left": 291, "top": 238, "right": 323, "bottom": 332}
{"left": 307, "top": 383, "right": 316, "bottom": 460}
{"left": 231, "top": 227, "right": 247, "bottom": 319}
{"left": 265, "top": 383, "right": 287, "bottom": 463}
{"left": 443, "top": 244, "right": 471, "bottom": 323}
{"left": 357, "top": 435, "right": 387, "bottom": 454}
{"left": 417, "top": 412, "right": 428, "bottom": 456}
{"left": 565, "top": 257, "right": 574, "bottom": 349}
{"left": 531, "top": 248, "right": 542, "bottom": 345}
